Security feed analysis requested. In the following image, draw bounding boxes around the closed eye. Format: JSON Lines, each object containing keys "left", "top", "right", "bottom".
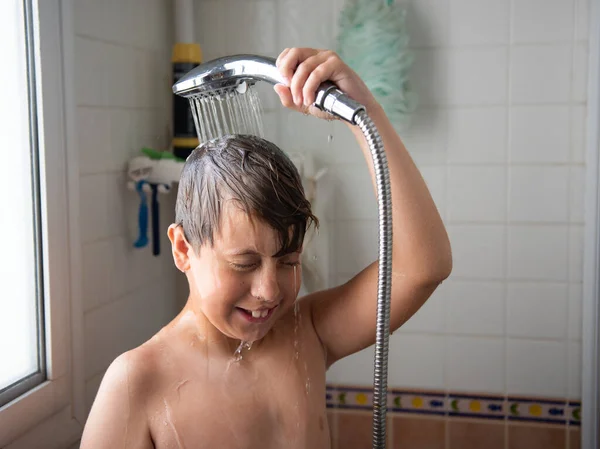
{"left": 230, "top": 262, "right": 259, "bottom": 271}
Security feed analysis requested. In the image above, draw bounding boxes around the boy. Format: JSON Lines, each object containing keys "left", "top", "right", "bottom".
{"left": 80, "top": 47, "right": 452, "bottom": 449}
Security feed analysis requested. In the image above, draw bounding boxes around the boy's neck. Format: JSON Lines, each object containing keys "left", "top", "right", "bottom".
{"left": 175, "top": 299, "right": 254, "bottom": 358}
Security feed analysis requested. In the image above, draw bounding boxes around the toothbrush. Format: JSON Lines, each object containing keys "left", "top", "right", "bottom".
{"left": 150, "top": 183, "right": 160, "bottom": 256}
{"left": 133, "top": 180, "right": 149, "bottom": 248}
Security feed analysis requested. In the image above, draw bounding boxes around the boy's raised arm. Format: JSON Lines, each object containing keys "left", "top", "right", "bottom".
{"left": 274, "top": 48, "right": 452, "bottom": 366}
{"left": 80, "top": 352, "right": 154, "bottom": 449}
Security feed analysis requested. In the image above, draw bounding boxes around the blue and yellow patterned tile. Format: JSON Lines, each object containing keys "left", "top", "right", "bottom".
{"left": 507, "top": 397, "right": 569, "bottom": 425}
{"left": 448, "top": 394, "right": 505, "bottom": 420}
{"left": 325, "top": 384, "right": 581, "bottom": 427}
{"left": 330, "top": 385, "right": 373, "bottom": 410}
{"left": 389, "top": 391, "right": 446, "bottom": 416}
{"left": 567, "top": 401, "right": 581, "bottom": 426}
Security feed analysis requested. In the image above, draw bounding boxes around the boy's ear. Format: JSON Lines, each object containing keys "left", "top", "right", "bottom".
{"left": 168, "top": 224, "right": 192, "bottom": 272}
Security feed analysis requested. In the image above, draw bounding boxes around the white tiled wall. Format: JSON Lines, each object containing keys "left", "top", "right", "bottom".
{"left": 72, "top": 0, "right": 180, "bottom": 415}
{"left": 194, "top": 0, "right": 588, "bottom": 399}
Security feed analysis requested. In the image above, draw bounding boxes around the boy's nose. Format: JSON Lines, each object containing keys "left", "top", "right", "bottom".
{"left": 252, "top": 269, "right": 283, "bottom": 303}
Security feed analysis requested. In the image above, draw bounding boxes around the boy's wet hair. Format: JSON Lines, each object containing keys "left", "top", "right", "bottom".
{"left": 175, "top": 134, "right": 318, "bottom": 257}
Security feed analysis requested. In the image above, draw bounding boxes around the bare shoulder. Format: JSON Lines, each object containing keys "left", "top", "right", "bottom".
{"left": 80, "top": 344, "right": 161, "bottom": 449}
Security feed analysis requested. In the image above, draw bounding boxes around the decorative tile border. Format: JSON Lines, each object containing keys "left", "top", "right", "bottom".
{"left": 326, "top": 385, "right": 581, "bottom": 426}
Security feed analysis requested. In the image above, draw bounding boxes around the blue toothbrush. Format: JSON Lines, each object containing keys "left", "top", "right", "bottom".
{"left": 133, "top": 180, "right": 149, "bottom": 248}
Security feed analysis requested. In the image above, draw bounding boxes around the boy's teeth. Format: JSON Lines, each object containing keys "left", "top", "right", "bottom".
{"left": 250, "top": 309, "right": 270, "bottom": 318}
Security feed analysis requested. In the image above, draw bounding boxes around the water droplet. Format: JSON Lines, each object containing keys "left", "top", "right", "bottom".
{"left": 293, "top": 265, "right": 300, "bottom": 360}
{"left": 327, "top": 134, "right": 334, "bottom": 143}
{"left": 232, "top": 340, "right": 252, "bottom": 362}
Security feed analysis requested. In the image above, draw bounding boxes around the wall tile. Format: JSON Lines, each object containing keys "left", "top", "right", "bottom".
{"left": 406, "top": 0, "right": 450, "bottom": 47}
{"left": 509, "top": 166, "right": 569, "bottom": 223}
{"left": 84, "top": 279, "right": 176, "bottom": 379}
{"left": 444, "top": 281, "right": 505, "bottom": 336}
{"left": 106, "top": 172, "right": 128, "bottom": 238}
{"left": 104, "top": 43, "right": 136, "bottom": 108}
{"left": 108, "top": 109, "right": 135, "bottom": 172}
{"left": 569, "top": 166, "right": 585, "bottom": 223}
{"left": 388, "top": 334, "right": 445, "bottom": 389}
{"left": 448, "top": 0, "right": 509, "bottom": 45}
{"left": 570, "top": 428, "right": 581, "bottom": 449}
{"left": 509, "top": 106, "right": 570, "bottom": 163}
{"left": 507, "top": 339, "right": 567, "bottom": 397}
{"left": 446, "top": 47, "right": 508, "bottom": 105}
{"left": 74, "top": 37, "right": 109, "bottom": 106}
{"left": 506, "top": 282, "right": 568, "bottom": 339}
{"left": 334, "top": 221, "right": 378, "bottom": 273}
{"left": 511, "top": 0, "right": 574, "bottom": 43}
{"left": 393, "top": 416, "right": 446, "bottom": 449}
{"left": 73, "top": 0, "right": 110, "bottom": 40}
{"left": 195, "top": 1, "right": 226, "bottom": 61}
{"left": 448, "top": 420, "right": 506, "bottom": 449}
{"left": 446, "top": 337, "right": 505, "bottom": 393}
{"left": 82, "top": 240, "right": 112, "bottom": 313}
{"left": 567, "top": 283, "right": 582, "bottom": 340}
{"left": 508, "top": 226, "right": 569, "bottom": 281}
{"left": 572, "top": 43, "right": 589, "bottom": 103}
{"left": 567, "top": 341, "right": 581, "bottom": 399}
{"left": 447, "top": 107, "right": 507, "bottom": 164}
{"left": 79, "top": 174, "right": 110, "bottom": 243}
{"left": 278, "top": 0, "right": 334, "bottom": 50}
{"left": 410, "top": 50, "right": 449, "bottom": 107}
{"left": 222, "top": 0, "right": 278, "bottom": 57}
{"left": 110, "top": 235, "right": 165, "bottom": 300}
{"left": 570, "top": 106, "right": 587, "bottom": 163}
{"left": 574, "top": 0, "right": 590, "bottom": 41}
{"left": 447, "top": 166, "right": 506, "bottom": 222}
{"left": 327, "top": 346, "right": 375, "bottom": 385}
{"left": 335, "top": 412, "right": 391, "bottom": 449}
{"left": 569, "top": 225, "right": 584, "bottom": 282}
{"left": 77, "top": 107, "right": 112, "bottom": 175}
{"left": 331, "top": 121, "right": 364, "bottom": 165}
{"left": 446, "top": 225, "right": 506, "bottom": 279}
{"left": 331, "top": 165, "right": 378, "bottom": 220}
{"left": 279, "top": 110, "right": 335, "bottom": 165}
{"left": 401, "top": 108, "right": 448, "bottom": 166}
{"left": 508, "top": 425, "right": 567, "bottom": 449}
{"left": 510, "top": 45, "right": 571, "bottom": 104}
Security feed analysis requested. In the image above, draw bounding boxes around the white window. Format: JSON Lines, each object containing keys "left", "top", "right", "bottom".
{"left": 0, "top": 0, "right": 83, "bottom": 446}
{"left": 0, "top": 0, "right": 46, "bottom": 408}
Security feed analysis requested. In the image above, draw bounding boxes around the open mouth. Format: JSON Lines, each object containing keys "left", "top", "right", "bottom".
{"left": 236, "top": 306, "right": 277, "bottom": 322}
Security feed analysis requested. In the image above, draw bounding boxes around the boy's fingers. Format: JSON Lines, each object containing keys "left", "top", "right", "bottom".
{"left": 303, "top": 59, "right": 337, "bottom": 106}
{"left": 290, "top": 54, "right": 327, "bottom": 107}
{"left": 278, "top": 47, "right": 319, "bottom": 86}
{"left": 275, "top": 48, "right": 290, "bottom": 69}
{"left": 273, "top": 84, "right": 295, "bottom": 109}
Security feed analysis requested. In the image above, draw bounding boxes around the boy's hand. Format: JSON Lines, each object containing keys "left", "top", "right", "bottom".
{"left": 274, "top": 48, "right": 380, "bottom": 121}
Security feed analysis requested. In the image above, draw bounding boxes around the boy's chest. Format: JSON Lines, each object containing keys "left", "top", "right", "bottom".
{"left": 149, "top": 341, "right": 330, "bottom": 449}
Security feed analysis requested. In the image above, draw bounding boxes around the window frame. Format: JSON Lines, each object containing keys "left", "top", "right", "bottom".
{"left": 0, "top": 0, "right": 47, "bottom": 409}
{"left": 0, "top": 0, "right": 84, "bottom": 446}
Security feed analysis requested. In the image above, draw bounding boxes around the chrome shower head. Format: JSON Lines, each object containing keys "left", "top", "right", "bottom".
{"left": 172, "top": 54, "right": 365, "bottom": 124}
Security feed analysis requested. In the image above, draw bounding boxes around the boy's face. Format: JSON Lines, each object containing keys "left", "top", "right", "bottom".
{"left": 175, "top": 202, "right": 302, "bottom": 343}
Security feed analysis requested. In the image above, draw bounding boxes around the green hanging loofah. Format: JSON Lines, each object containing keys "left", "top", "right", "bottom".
{"left": 336, "top": 0, "right": 417, "bottom": 130}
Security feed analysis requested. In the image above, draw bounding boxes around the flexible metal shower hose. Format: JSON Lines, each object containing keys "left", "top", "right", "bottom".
{"left": 354, "top": 110, "right": 392, "bottom": 449}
